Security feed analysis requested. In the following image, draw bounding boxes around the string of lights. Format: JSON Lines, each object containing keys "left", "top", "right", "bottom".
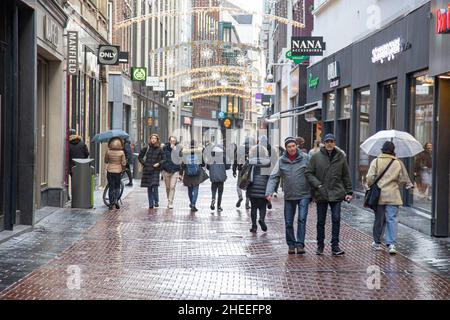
{"left": 149, "top": 40, "right": 263, "bottom": 56}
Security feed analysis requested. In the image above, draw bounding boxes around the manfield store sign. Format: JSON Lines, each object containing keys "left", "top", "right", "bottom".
{"left": 291, "top": 37, "right": 326, "bottom": 56}
{"left": 67, "top": 31, "right": 79, "bottom": 75}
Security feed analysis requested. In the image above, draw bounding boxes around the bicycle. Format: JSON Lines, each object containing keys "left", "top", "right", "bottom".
{"left": 103, "top": 171, "right": 126, "bottom": 207}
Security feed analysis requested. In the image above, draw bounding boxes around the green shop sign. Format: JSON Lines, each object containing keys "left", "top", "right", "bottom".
{"left": 132, "top": 67, "right": 147, "bottom": 81}
{"left": 308, "top": 74, "right": 319, "bottom": 89}
{"left": 286, "top": 50, "right": 308, "bottom": 65}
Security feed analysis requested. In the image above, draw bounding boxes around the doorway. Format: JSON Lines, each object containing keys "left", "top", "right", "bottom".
{"left": 381, "top": 80, "right": 397, "bottom": 130}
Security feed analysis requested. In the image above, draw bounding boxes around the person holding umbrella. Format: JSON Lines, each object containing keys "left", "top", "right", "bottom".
{"left": 139, "top": 134, "right": 163, "bottom": 209}
{"left": 104, "top": 137, "right": 126, "bottom": 210}
{"left": 366, "top": 141, "right": 414, "bottom": 255}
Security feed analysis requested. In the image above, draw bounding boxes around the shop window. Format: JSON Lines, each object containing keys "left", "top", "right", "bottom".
{"left": 411, "top": 73, "right": 434, "bottom": 213}
{"left": 325, "top": 92, "right": 336, "bottom": 121}
{"left": 339, "top": 87, "right": 352, "bottom": 119}
{"left": 382, "top": 81, "right": 397, "bottom": 130}
{"left": 355, "top": 88, "right": 371, "bottom": 191}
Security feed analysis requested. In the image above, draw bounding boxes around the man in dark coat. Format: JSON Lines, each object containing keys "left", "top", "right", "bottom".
{"left": 68, "top": 129, "right": 89, "bottom": 176}
{"left": 124, "top": 138, "right": 133, "bottom": 186}
{"left": 139, "top": 134, "right": 163, "bottom": 209}
{"left": 305, "top": 133, "right": 353, "bottom": 256}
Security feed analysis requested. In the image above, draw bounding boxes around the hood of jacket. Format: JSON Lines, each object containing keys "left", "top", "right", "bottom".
{"left": 69, "top": 135, "right": 82, "bottom": 144}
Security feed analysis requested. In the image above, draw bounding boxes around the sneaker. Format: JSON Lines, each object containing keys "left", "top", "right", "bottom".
{"left": 149, "top": 206, "right": 154, "bottom": 209}
{"left": 258, "top": 220, "right": 267, "bottom": 232}
{"left": 296, "top": 246, "right": 306, "bottom": 254}
{"left": 388, "top": 244, "right": 397, "bottom": 255}
{"left": 371, "top": 242, "right": 383, "bottom": 251}
{"left": 267, "top": 202, "right": 272, "bottom": 210}
{"left": 210, "top": 200, "right": 215, "bottom": 211}
{"left": 236, "top": 198, "right": 243, "bottom": 208}
{"left": 288, "top": 247, "right": 296, "bottom": 254}
{"left": 115, "top": 202, "right": 120, "bottom": 209}
{"left": 250, "top": 227, "right": 257, "bottom": 233}
{"left": 108, "top": 204, "right": 114, "bottom": 210}
{"left": 191, "top": 206, "right": 198, "bottom": 212}
{"left": 316, "top": 246, "right": 324, "bottom": 255}
{"left": 245, "top": 200, "right": 251, "bottom": 210}
{"left": 217, "top": 207, "right": 223, "bottom": 212}
{"left": 154, "top": 203, "right": 159, "bottom": 208}
{"left": 273, "top": 192, "right": 278, "bottom": 198}
{"left": 332, "top": 247, "right": 345, "bottom": 256}
{"left": 168, "top": 204, "right": 173, "bottom": 209}
{"left": 126, "top": 182, "right": 133, "bottom": 187}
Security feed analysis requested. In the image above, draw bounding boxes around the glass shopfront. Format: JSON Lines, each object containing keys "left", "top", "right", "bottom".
{"left": 324, "top": 92, "right": 335, "bottom": 134}
{"left": 411, "top": 73, "right": 434, "bottom": 213}
{"left": 382, "top": 81, "right": 397, "bottom": 130}
{"left": 338, "top": 87, "right": 351, "bottom": 154}
{"left": 355, "top": 88, "right": 371, "bottom": 191}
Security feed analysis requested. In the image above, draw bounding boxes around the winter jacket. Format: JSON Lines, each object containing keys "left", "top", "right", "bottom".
{"left": 246, "top": 157, "right": 271, "bottom": 199}
{"left": 138, "top": 144, "right": 163, "bottom": 188}
{"left": 180, "top": 147, "right": 209, "bottom": 187}
{"left": 69, "top": 135, "right": 89, "bottom": 173}
{"left": 124, "top": 140, "right": 133, "bottom": 164}
{"left": 266, "top": 150, "right": 311, "bottom": 200}
{"left": 305, "top": 147, "right": 353, "bottom": 202}
{"left": 366, "top": 154, "right": 413, "bottom": 206}
{"left": 206, "top": 147, "right": 231, "bottom": 183}
{"left": 104, "top": 145, "right": 126, "bottom": 174}
{"left": 161, "top": 143, "right": 182, "bottom": 174}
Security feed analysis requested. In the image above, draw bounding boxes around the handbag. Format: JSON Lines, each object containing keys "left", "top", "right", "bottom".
{"left": 364, "top": 159, "right": 395, "bottom": 211}
{"left": 238, "top": 162, "right": 254, "bottom": 190}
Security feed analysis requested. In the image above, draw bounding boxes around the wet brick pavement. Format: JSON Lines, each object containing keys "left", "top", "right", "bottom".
{"left": 0, "top": 178, "right": 449, "bottom": 300}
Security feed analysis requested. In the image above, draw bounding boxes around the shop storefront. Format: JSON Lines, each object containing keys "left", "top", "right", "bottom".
{"left": 429, "top": 0, "right": 450, "bottom": 236}
{"left": 0, "top": 0, "right": 36, "bottom": 231}
{"left": 306, "top": 2, "right": 440, "bottom": 234}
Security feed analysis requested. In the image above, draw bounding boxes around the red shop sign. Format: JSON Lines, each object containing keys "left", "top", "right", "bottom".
{"left": 437, "top": 3, "right": 450, "bottom": 34}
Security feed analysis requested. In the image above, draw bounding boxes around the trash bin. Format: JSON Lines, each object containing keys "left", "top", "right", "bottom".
{"left": 133, "top": 153, "right": 143, "bottom": 179}
{"left": 72, "top": 158, "right": 95, "bottom": 209}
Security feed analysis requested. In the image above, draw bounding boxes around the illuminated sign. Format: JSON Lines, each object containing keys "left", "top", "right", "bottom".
{"left": 371, "top": 38, "right": 410, "bottom": 64}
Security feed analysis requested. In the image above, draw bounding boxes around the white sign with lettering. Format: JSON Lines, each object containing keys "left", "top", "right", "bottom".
{"left": 371, "top": 38, "right": 410, "bottom": 64}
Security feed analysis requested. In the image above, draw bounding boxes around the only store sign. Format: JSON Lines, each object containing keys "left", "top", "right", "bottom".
{"left": 132, "top": 67, "right": 147, "bottom": 81}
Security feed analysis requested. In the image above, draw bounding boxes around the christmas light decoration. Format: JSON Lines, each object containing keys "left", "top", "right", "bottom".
{"left": 201, "top": 48, "right": 214, "bottom": 60}
{"left": 159, "top": 65, "right": 259, "bottom": 81}
{"left": 191, "top": 92, "right": 252, "bottom": 101}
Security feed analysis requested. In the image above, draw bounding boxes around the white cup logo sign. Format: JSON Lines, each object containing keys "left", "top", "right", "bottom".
{"left": 98, "top": 46, "right": 119, "bottom": 65}
{"left": 371, "top": 38, "right": 409, "bottom": 64}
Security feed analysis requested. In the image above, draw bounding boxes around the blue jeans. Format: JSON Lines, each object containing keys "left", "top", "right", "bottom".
{"left": 188, "top": 186, "right": 199, "bottom": 206}
{"left": 284, "top": 198, "right": 310, "bottom": 248}
{"left": 316, "top": 202, "right": 342, "bottom": 249}
{"left": 374, "top": 205, "right": 399, "bottom": 246}
{"left": 147, "top": 186, "right": 159, "bottom": 207}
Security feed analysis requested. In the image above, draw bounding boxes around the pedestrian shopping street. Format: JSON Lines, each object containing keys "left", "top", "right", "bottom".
{"left": 0, "top": 178, "right": 449, "bottom": 300}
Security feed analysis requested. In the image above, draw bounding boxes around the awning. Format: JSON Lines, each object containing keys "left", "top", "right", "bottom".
{"left": 298, "top": 101, "right": 323, "bottom": 115}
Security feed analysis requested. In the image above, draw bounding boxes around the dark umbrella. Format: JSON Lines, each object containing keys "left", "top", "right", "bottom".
{"left": 92, "top": 129, "right": 129, "bottom": 143}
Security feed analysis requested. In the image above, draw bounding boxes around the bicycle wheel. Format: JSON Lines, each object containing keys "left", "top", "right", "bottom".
{"left": 117, "top": 181, "right": 125, "bottom": 203}
{"left": 103, "top": 185, "right": 111, "bottom": 207}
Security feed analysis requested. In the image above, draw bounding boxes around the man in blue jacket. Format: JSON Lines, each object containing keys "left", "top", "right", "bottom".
{"left": 266, "top": 137, "right": 311, "bottom": 255}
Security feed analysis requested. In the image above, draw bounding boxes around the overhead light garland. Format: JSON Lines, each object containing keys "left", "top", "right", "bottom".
{"left": 191, "top": 92, "right": 252, "bottom": 101}
{"left": 159, "top": 65, "right": 259, "bottom": 81}
{"left": 115, "top": 7, "right": 305, "bottom": 30}
{"left": 176, "top": 85, "right": 248, "bottom": 100}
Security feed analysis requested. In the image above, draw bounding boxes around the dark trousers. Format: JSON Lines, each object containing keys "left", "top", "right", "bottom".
{"left": 250, "top": 198, "right": 267, "bottom": 228}
{"left": 147, "top": 186, "right": 159, "bottom": 207}
{"left": 125, "top": 163, "right": 133, "bottom": 184}
{"left": 188, "top": 186, "right": 199, "bottom": 206}
{"left": 211, "top": 182, "right": 224, "bottom": 206}
{"left": 107, "top": 172, "right": 122, "bottom": 205}
{"left": 316, "top": 202, "right": 342, "bottom": 249}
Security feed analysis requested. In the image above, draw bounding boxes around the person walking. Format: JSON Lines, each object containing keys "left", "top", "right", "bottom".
{"left": 247, "top": 145, "right": 271, "bottom": 233}
{"left": 296, "top": 137, "right": 308, "bottom": 154}
{"left": 305, "top": 134, "right": 353, "bottom": 256}
{"left": 123, "top": 138, "right": 134, "bottom": 186}
{"left": 233, "top": 137, "right": 254, "bottom": 209}
{"left": 266, "top": 137, "right": 311, "bottom": 254}
{"left": 104, "top": 138, "right": 126, "bottom": 210}
{"left": 68, "top": 129, "right": 89, "bottom": 176}
{"left": 161, "top": 136, "right": 182, "bottom": 209}
{"left": 180, "top": 140, "right": 209, "bottom": 212}
{"left": 139, "top": 134, "right": 163, "bottom": 209}
{"left": 367, "top": 141, "right": 414, "bottom": 255}
{"left": 206, "top": 144, "right": 230, "bottom": 212}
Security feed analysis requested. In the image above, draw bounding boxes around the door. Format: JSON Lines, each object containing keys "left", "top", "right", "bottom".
{"left": 382, "top": 81, "right": 397, "bottom": 130}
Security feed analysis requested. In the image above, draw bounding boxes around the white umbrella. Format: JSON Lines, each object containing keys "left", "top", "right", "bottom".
{"left": 360, "top": 130, "right": 424, "bottom": 158}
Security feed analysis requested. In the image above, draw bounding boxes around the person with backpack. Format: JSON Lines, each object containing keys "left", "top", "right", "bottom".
{"left": 366, "top": 141, "right": 413, "bottom": 255}
{"left": 206, "top": 144, "right": 230, "bottom": 212}
{"left": 138, "top": 134, "right": 163, "bottom": 209}
{"left": 104, "top": 137, "right": 126, "bottom": 210}
{"left": 247, "top": 144, "right": 271, "bottom": 233}
{"left": 180, "top": 140, "right": 209, "bottom": 212}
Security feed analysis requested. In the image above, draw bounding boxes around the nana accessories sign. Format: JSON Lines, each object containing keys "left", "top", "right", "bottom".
{"left": 98, "top": 45, "right": 120, "bottom": 65}
{"left": 436, "top": 3, "right": 450, "bottom": 34}
{"left": 371, "top": 38, "right": 410, "bottom": 64}
{"left": 291, "top": 37, "right": 326, "bottom": 56}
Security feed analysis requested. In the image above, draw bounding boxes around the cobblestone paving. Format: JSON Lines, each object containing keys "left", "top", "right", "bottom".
{"left": 0, "top": 179, "right": 449, "bottom": 300}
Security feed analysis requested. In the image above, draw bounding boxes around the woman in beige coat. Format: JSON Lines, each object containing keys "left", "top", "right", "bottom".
{"left": 366, "top": 141, "right": 413, "bottom": 255}
{"left": 104, "top": 138, "right": 126, "bottom": 210}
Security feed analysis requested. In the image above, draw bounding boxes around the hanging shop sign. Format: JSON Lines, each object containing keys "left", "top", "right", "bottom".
{"left": 153, "top": 81, "right": 166, "bottom": 92}
{"left": 261, "top": 95, "right": 271, "bottom": 107}
{"left": 328, "top": 61, "right": 340, "bottom": 88}
{"left": 118, "top": 52, "right": 129, "bottom": 64}
{"left": 436, "top": 3, "right": 450, "bottom": 33}
{"left": 308, "top": 74, "right": 319, "bottom": 89}
{"left": 164, "top": 90, "right": 175, "bottom": 99}
{"left": 146, "top": 76, "right": 160, "bottom": 87}
{"left": 218, "top": 111, "right": 226, "bottom": 119}
{"left": 98, "top": 45, "right": 120, "bottom": 65}
{"left": 131, "top": 67, "right": 147, "bottom": 81}
{"left": 286, "top": 50, "right": 308, "bottom": 64}
{"left": 291, "top": 37, "right": 326, "bottom": 56}
{"left": 263, "top": 82, "right": 276, "bottom": 96}
{"left": 67, "top": 31, "right": 79, "bottom": 75}
{"left": 371, "top": 38, "right": 411, "bottom": 64}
